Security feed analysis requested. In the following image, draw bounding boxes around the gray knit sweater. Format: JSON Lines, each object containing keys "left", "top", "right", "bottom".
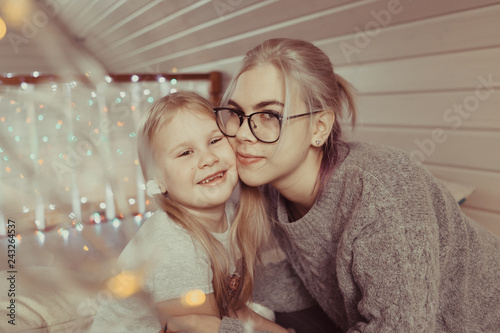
{"left": 220, "top": 141, "right": 500, "bottom": 332}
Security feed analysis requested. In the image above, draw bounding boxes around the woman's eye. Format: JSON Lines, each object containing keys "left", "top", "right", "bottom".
{"left": 261, "top": 111, "right": 280, "bottom": 119}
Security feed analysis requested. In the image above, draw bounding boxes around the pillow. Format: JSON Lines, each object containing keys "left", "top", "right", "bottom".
{"left": 435, "top": 177, "right": 476, "bottom": 205}
{"left": 0, "top": 266, "right": 96, "bottom": 332}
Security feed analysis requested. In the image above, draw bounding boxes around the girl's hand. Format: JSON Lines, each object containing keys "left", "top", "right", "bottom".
{"left": 164, "top": 314, "right": 221, "bottom": 333}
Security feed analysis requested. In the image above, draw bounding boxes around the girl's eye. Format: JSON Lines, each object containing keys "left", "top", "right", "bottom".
{"left": 210, "top": 137, "right": 223, "bottom": 145}
{"left": 178, "top": 150, "right": 192, "bottom": 157}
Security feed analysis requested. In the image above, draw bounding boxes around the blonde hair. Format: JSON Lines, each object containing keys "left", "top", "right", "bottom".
{"left": 137, "top": 91, "right": 269, "bottom": 316}
{"left": 222, "top": 38, "right": 357, "bottom": 195}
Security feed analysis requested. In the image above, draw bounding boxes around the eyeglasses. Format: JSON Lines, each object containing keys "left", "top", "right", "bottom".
{"left": 213, "top": 107, "right": 322, "bottom": 143}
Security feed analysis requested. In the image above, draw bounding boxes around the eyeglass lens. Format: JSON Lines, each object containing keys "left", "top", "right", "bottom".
{"left": 216, "top": 109, "right": 280, "bottom": 143}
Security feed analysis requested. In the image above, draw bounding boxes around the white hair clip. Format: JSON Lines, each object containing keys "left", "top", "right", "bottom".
{"left": 146, "top": 180, "right": 162, "bottom": 197}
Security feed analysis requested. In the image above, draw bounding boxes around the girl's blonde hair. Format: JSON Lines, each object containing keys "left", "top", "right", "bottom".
{"left": 137, "top": 91, "right": 269, "bottom": 317}
{"left": 222, "top": 38, "right": 358, "bottom": 195}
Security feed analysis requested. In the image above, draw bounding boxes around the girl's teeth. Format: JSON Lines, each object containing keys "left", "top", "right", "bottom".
{"left": 201, "top": 172, "right": 223, "bottom": 184}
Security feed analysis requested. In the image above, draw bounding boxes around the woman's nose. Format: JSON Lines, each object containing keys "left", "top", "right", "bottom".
{"left": 235, "top": 118, "right": 257, "bottom": 143}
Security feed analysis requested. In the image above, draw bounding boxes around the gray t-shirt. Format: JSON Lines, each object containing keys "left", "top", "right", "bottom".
{"left": 90, "top": 203, "right": 235, "bottom": 332}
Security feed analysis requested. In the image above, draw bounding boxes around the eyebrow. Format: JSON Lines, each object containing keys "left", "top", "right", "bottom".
{"left": 228, "top": 99, "right": 284, "bottom": 111}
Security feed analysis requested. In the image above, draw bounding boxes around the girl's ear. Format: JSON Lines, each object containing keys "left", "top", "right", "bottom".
{"left": 312, "top": 110, "right": 335, "bottom": 147}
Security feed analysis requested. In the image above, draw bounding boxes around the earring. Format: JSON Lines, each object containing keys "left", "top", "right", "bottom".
{"left": 315, "top": 140, "right": 322, "bottom": 146}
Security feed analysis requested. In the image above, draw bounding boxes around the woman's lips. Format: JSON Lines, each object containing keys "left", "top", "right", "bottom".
{"left": 236, "top": 152, "right": 264, "bottom": 165}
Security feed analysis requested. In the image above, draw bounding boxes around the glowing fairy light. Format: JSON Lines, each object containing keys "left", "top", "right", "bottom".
{"left": 93, "top": 212, "right": 101, "bottom": 224}
{"left": 128, "top": 198, "right": 135, "bottom": 205}
{"left": 170, "top": 88, "right": 177, "bottom": 94}
{"left": 42, "top": 136, "right": 48, "bottom": 142}
{"left": 120, "top": 91, "right": 126, "bottom": 98}
{"left": 83, "top": 245, "right": 89, "bottom": 251}
{"left": 99, "top": 202, "right": 106, "bottom": 209}
{"left": 91, "top": 91, "right": 97, "bottom": 98}
{"left": 181, "top": 289, "right": 206, "bottom": 307}
{"left": 170, "top": 78, "right": 177, "bottom": 85}
{"left": 36, "top": 231, "right": 45, "bottom": 244}
{"left": 20, "top": 82, "right": 28, "bottom": 90}
{"left": 131, "top": 75, "right": 139, "bottom": 82}
{"left": 107, "top": 271, "right": 142, "bottom": 298}
{"left": 76, "top": 223, "right": 84, "bottom": 231}
{"left": 32, "top": 71, "right": 39, "bottom": 77}
{"left": 105, "top": 75, "right": 112, "bottom": 83}
{"left": 81, "top": 196, "right": 88, "bottom": 204}
{"left": 0, "top": 18, "right": 7, "bottom": 40}
{"left": 38, "top": 115, "right": 43, "bottom": 121}
{"left": 49, "top": 204, "right": 56, "bottom": 210}
{"left": 158, "top": 76, "right": 166, "bottom": 83}
{"left": 112, "top": 218, "right": 121, "bottom": 228}
{"left": 22, "top": 206, "right": 29, "bottom": 213}
{"left": 57, "top": 228, "right": 69, "bottom": 241}
{"left": 147, "top": 96, "right": 154, "bottom": 103}
{"left": 143, "top": 89, "right": 150, "bottom": 95}
{"left": 6, "top": 73, "right": 13, "bottom": 78}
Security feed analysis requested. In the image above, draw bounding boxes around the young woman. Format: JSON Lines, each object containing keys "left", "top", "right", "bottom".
{"left": 89, "top": 92, "right": 288, "bottom": 333}
{"left": 171, "top": 39, "right": 500, "bottom": 332}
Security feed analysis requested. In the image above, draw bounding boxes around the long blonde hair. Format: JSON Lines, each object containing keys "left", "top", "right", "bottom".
{"left": 222, "top": 38, "right": 358, "bottom": 196}
{"left": 137, "top": 91, "right": 269, "bottom": 316}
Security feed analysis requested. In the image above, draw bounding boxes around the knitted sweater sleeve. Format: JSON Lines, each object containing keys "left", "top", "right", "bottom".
{"left": 342, "top": 174, "right": 441, "bottom": 332}
{"left": 218, "top": 317, "right": 271, "bottom": 333}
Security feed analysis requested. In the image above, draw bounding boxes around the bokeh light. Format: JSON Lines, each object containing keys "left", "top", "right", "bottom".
{"left": 0, "top": 17, "right": 6, "bottom": 40}
{"left": 107, "top": 271, "right": 142, "bottom": 298}
{"left": 181, "top": 289, "right": 206, "bottom": 307}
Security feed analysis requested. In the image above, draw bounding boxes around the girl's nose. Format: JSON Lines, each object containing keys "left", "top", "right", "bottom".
{"left": 199, "top": 150, "right": 219, "bottom": 168}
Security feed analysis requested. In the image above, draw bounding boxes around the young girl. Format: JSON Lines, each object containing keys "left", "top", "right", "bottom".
{"left": 172, "top": 39, "right": 500, "bottom": 332}
{"left": 89, "top": 91, "right": 288, "bottom": 332}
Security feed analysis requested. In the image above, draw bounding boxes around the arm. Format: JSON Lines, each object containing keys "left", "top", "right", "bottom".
{"left": 344, "top": 205, "right": 440, "bottom": 332}
{"left": 155, "top": 292, "right": 219, "bottom": 331}
{"left": 166, "top": 311, "right": 288, "bottom": 333}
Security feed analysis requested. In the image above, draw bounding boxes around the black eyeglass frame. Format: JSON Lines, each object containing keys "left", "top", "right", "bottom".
{"left": 213, "top": 107, "right": 322, "bottom": 143}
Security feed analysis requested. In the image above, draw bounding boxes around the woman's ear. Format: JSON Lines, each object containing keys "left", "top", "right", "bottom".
{"left": 312, "top": 110, "right": 335, "bottom": 147}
